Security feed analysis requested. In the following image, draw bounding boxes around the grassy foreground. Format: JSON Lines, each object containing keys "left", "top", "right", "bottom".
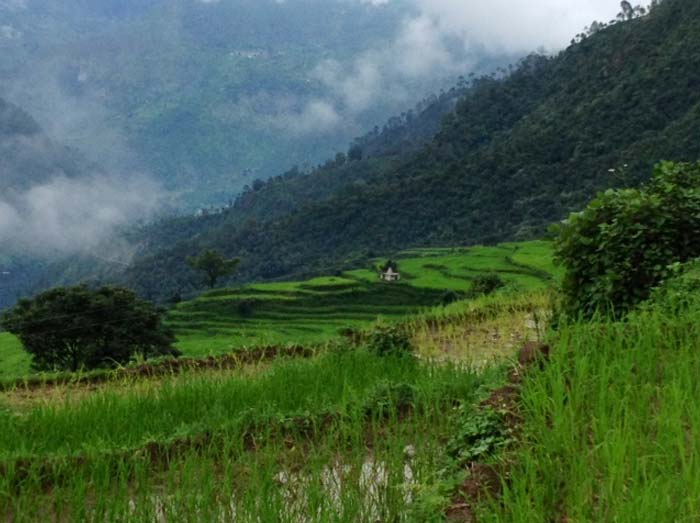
{"left": 0, "top": 241, "right": 555, "bottom": 521}
{"left": 479, "top": 298, "right": 700, "bottom": 521}
{"left": 0, "top": 349, "right": 503, "bottom": 521}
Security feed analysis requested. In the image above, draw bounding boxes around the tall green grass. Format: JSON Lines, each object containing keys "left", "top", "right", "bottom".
{"left": 0, "top": 350, "right": 502, "bottom": 522}
{"left": 0, "top": 351, "right": 495, "bottom": 458}
{"left": 3, "top": 411, "right": 458, "bottom": 522}
{"left": 480, "top": 302, "right": 700, "bottom": 521}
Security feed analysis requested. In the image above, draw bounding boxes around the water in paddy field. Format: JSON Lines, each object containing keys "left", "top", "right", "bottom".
{"left": 124, "top": 451, "right": 419, "bottom": 522}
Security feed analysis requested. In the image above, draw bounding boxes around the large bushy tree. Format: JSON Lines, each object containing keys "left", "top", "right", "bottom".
{"left": 1, "top": 286, "right": 178, "bottom": 372}
{"left": 555, "top": 162, "right": 700, "bottom": 317}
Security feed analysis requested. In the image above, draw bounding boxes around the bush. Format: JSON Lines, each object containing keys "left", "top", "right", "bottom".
{"left": 471, "top": 273, "right": 505, "bottom": 296}
{"left": 366, "top": 321, "right": 414, "bottom": 357}
{"left": 440, "top": 290, "right": 464, "bottom": 306}
{"left": 642, "top": 260, "right": 700, "bottom": 314}
{"left": 237, "top": 299, "right": 256, "bottom": 318}
{"left": 555, "top": 162, "right": 700, "bottom": 318}
{"left": 1, "top": 285, "right": 177, "bottom": 372}
{"left": 447, "top": 407, "right": 513, "bottom": 464}
{"left": 363, "top": 381, "right": 416, "bottom": 418}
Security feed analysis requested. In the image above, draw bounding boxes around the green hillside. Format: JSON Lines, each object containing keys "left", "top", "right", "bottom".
{"left": 479, "top": 286, "right": 700, "bottom": 521}
{"left": 127, "top": 0, "right": 700, "bottom": 301}
{"left": 0, "top": 240, "right": 557, "bottom": 380}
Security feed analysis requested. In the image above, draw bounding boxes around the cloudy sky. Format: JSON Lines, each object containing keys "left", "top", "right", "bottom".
{"left": 282, "top": 0, "right": 623, "bottom": 136}
{"left": 406, "top": 0, "right": 620, "bottom": 51}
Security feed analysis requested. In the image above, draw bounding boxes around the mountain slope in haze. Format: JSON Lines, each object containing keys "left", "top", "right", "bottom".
{"left": 130, "top": 87, "right": 467, "bottom": 257}
{"left": 0, "top": 98, "right": 87, "bottom": 308}
{"left": 126, "top": 0, "right": 700, "bottom": 301}
{"left": 0, "top": 98, "right": 150, "bottom": 309}
{"left": 0, "top": 0, "right": 511, "bottom": 207}
{"left": 0, "top": 98, "right": 86, "bottom": 191}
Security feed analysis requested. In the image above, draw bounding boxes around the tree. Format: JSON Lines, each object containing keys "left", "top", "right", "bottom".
{"left": 380, "top": 260, "right": 398, "bottom": 272}
{"left": 555, "top": 162, "right": 700, "bottom": 318}
{"left": 620, "top": 1, "right": 634, "bottom": 20}
{"left": 1, "top": 286, "right": 178, "bottom": 372}
{"left": 187, "top": 249, "right": 240, "bottom": 289}
{"left": 348, "top": 144, "right": 363, "bottom": 162}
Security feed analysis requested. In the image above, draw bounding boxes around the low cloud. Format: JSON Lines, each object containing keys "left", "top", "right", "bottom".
{"left": 410, "top": 0, "right": 620, "bottom": 53}
{"left": 0, "top": 173, "right": 163, "bottom": 259}
{"left": 273, "top": 0, "right": 619, "bottom": 136}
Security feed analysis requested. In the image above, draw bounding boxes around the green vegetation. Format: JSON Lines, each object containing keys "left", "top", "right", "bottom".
{"left": 0, "top": 333, "right": 30, "bottom": 381}
{"left": 0, "top": 240, "right": 555, "bottom": 379}
{"left": 8, "top": 2, "right": 700, "bottom": 520}
{"left": 186, "top": 249, "right": 240, "bottom": 289}
{"left": 556, "top": 161, "right": 700, "bottom": 317}
{"left": 1, "top": 286, "right": 177, "bottom": 373}
{"left": 473, "top": 163, "right": 700, "bottom": 521}
{"left": 479, "top": 278, "right": 700, "bottom": 522}
{"left": 168, "top": 241, "right": 556, "bottom": 359}
{"left": 127, "top": 0, "right": 700, "bottom": 302}
{"left": 0, "top": 347, "right": 503, "bottom": 521}
{"left": 0, "top": 246, "right": 548, "bottom": 521}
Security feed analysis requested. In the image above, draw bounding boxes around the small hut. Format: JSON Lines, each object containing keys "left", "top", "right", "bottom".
{"left": 380, "top": 267, "right": 401, "bottom": 282}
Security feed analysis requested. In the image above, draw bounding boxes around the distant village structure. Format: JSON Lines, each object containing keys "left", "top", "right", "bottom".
{"left": 380, "top": 267, "right": 401, "bottom": 282}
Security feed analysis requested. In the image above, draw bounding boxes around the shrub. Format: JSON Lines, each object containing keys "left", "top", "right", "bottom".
{"left": 366, "top": 321, "right": 414, "bottom": 357}
{"left": 555, "top": 162, "right": 700, "bottom": 318}
{"left": 447, "top": 407, "right": 513, "bottom": 464}
{"left": 642, "top": 260, "right": 700, "bottom": 314}
{"left": 471, "top": 273, "right": 505, "bottom": 296}
{"left": 237, "top": 299, "right": 256, "bottom": 318}
{"left": 440, "top": 290, "right": 464, "bottom": 306}
{"left": 1, "top": 285, "right": 178, "bottom": 372}
{"left": 363, "top": 381, "right": 416, "bottom": 418}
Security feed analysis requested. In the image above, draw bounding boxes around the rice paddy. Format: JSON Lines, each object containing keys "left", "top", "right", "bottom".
{"left": 169, "top": 240, "right": 558, "bottom": 359}
{"left": 0, "top": 240, "right": 558, "bottom": 521}
{"left": 0, "top": 349, "right": 505, "bottom": 521}
{"left": 476, "top": 294, "right": 700, "bottom": 521}
{"left": 0, "top": 240, "right": 557, "bottom": 381}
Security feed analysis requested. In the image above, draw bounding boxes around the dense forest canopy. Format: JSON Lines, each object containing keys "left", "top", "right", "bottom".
{"left": 124, "top": 0, "right": 700, "bottom": 301}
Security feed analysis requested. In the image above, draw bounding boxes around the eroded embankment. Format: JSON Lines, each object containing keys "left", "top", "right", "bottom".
{"left": 0, "top": 344, "right": 315, "bottom": 393}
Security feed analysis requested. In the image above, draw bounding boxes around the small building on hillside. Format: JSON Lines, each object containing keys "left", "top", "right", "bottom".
{"left": 380, "top": 267, "right": 401, "bottom": 282}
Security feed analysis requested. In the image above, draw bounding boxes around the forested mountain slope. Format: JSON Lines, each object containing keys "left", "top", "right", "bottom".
{"left": 130, "top": 87, "right": 467, "bottom": 255}
{"left": 126, "top": 0, "right": 700, "bottom": 301}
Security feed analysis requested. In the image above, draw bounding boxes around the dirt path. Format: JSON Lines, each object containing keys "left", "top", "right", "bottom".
{"left": 445, "top": 342, "right": 550, "bottom": 522}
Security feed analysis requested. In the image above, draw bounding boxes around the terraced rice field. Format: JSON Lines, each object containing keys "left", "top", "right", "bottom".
{"left": 0, "top": 247, "right": 553, "bottom": 521}
{"left": 0, "top": 240, "right": 558, "bottom": 380}
{"left": 0, "top": 305, "right": 520, "bottom": 522}
{"left": 169, "top": 241, "right": 558, "bottom": 358}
